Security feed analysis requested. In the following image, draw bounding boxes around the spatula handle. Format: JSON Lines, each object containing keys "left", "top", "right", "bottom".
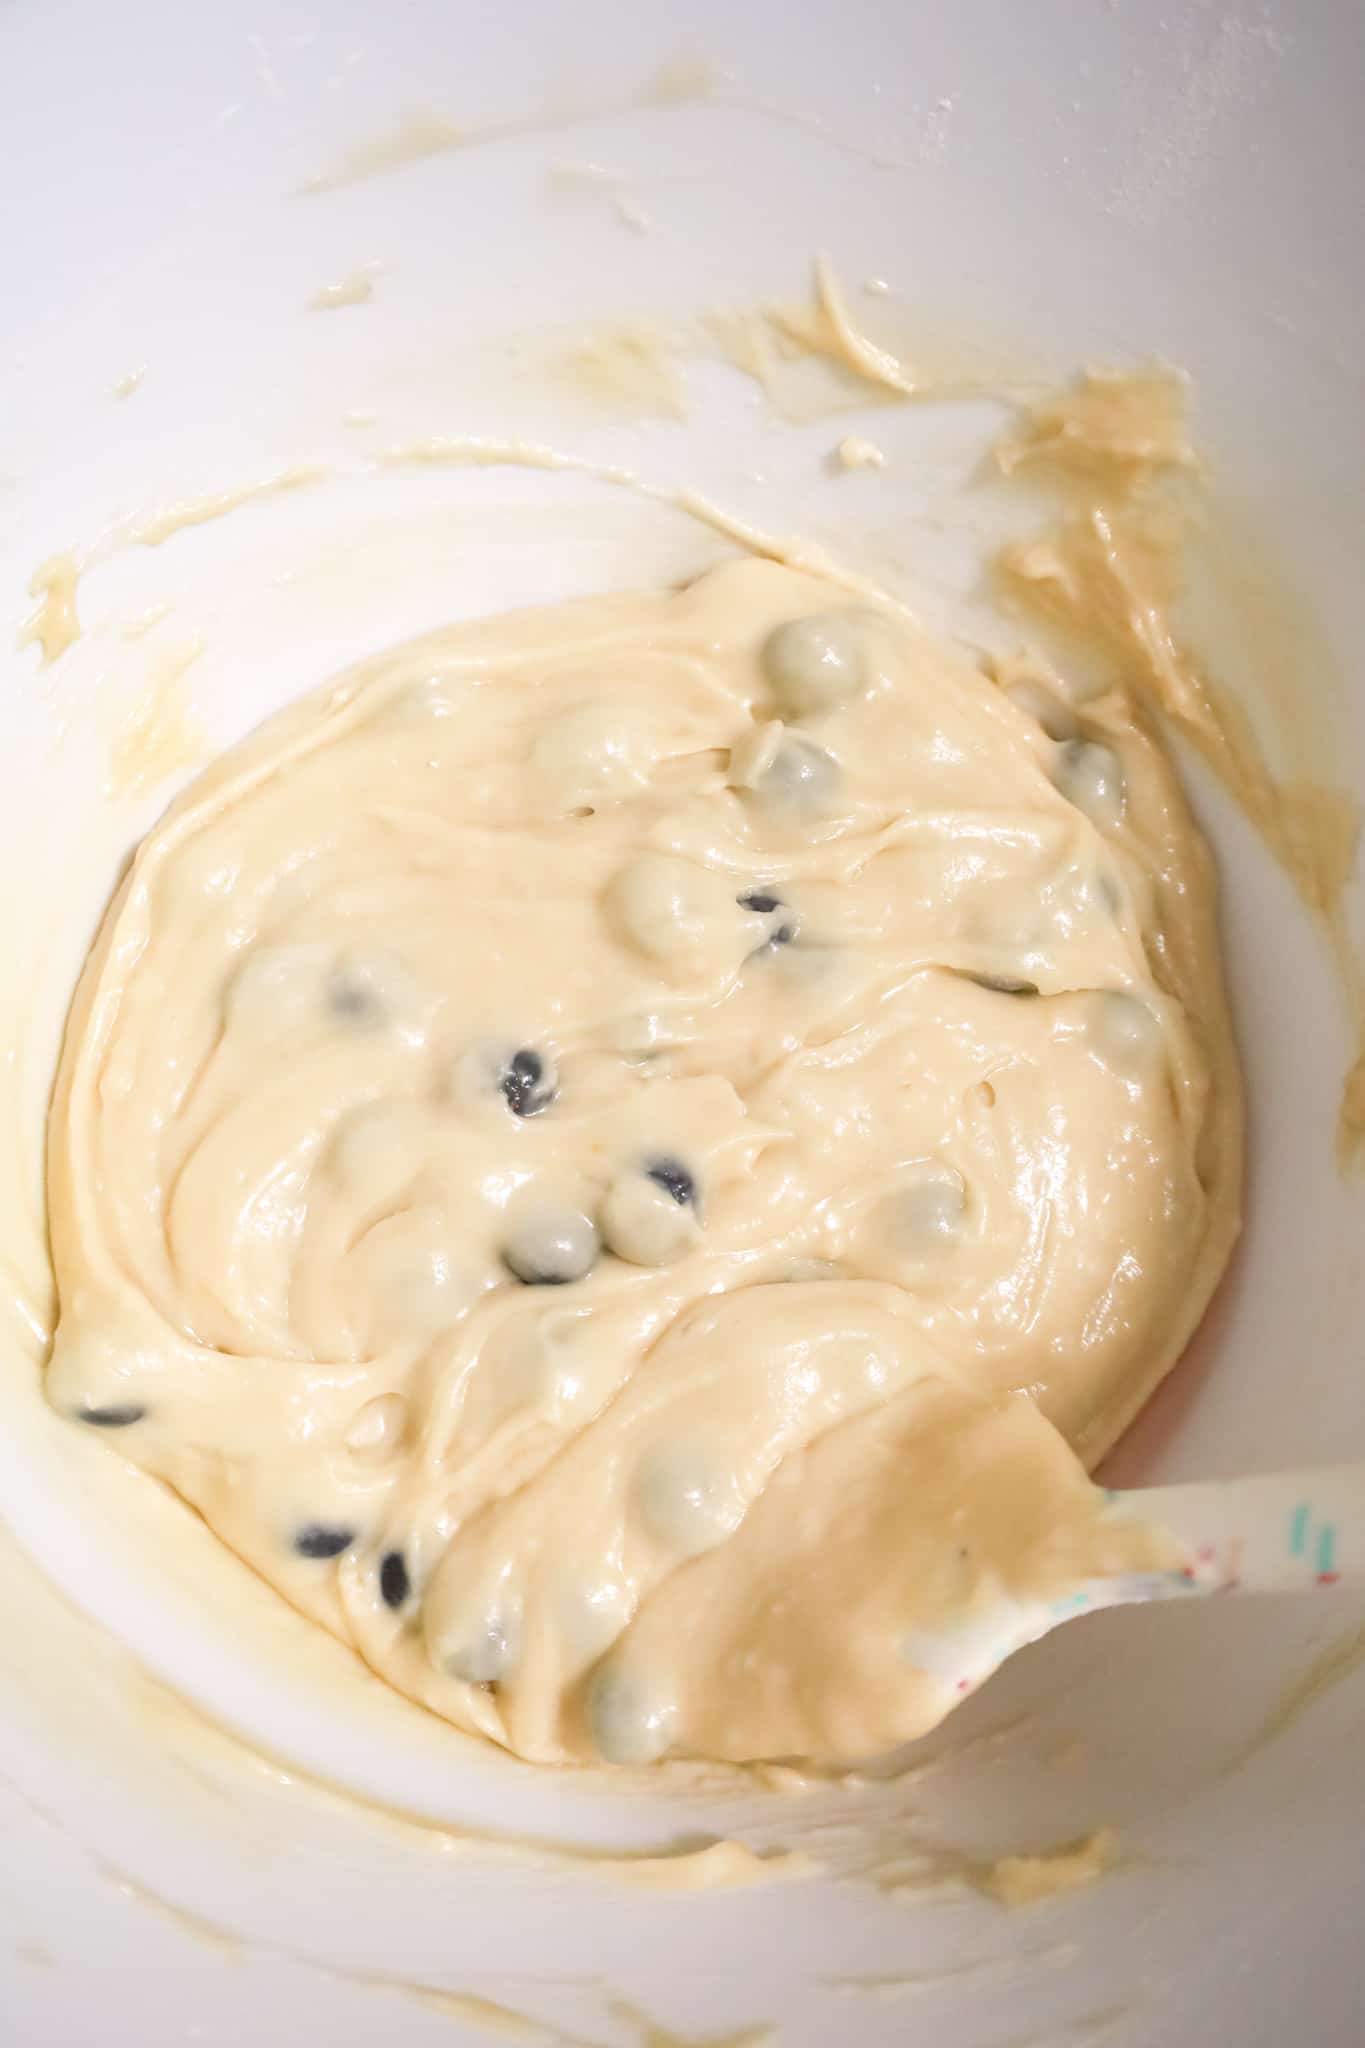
{"left": 1114, "top": 1465, "right": 1365, "bottom": 1596}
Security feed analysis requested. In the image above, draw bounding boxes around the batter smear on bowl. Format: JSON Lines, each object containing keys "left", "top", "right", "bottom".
{"left": 45, "top": 557, "right": 1241, "bottom": 1764}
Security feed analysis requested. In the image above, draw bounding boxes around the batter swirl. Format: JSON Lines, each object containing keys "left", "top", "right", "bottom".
{"left": 46, "top": 559, "right": 1240, "bottom": 1764}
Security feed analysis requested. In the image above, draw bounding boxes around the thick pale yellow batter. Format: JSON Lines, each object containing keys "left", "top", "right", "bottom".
{"left": 45, "top": 557, "right": 1240, "bottom": 1766}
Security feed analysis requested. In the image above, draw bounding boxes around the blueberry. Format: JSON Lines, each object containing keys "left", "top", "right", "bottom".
{"left": 295, "top": 1524, "right": 355, "bottom": 1560}
{"left": 761, "top": 613, "right": 867, "bottom": 718}
{"left": 1090, "top": 990, "right": 1162, "bottom": 1068}
{"left": 738, "top": 889, "right": 797, "bottom": 950}
{"left": 1054, "top": 737, "right": 1125, "bottom": 830}
{"left": 331, "top": 980, "right": 377, "bottom": 1020}
{"left": 78, "top": 1402, "right": 146, "bottom": 1428}
{"left": 328, "top": 964, "right": 386, "bottom": 1023}
{"left": 646, "top": 1159, "right": 695, "bottom": 1206}
{"left": 970, "top": 972, "right": 1039, "bottom": 997}
{"left": 502, "top": 1204, "right": 599, "bottom": 1286}
{"left": 585, "top": 1664, "right": 678, "bottom": 1765}
{"left": 603, "top": 1165, "right": 701, "bottom": 1267}
{"left": 445, "top": 1612, "right": 517, "bottom": 1684}
{"left": 326, "top": 953, "right": 429, "bottom": 1050}
{"left": 499, "top": 1047, "right": 557, "bottom": 1118}
{"left": 636, "top": 1445, "right": 741, "bottom": 1557}
{"left": 755, "top": 736, "right": 840, "bottom": 814}
{"left": 379, "top": 1550, "right": 410, "bottom": 1609}
{"left": 873, "top": 1168, "right": 968, "bottom": 1263}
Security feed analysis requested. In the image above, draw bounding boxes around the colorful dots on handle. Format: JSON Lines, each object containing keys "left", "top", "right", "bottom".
{"left": 1288, "top": 1500, "right": 1340, "bottom": 1585}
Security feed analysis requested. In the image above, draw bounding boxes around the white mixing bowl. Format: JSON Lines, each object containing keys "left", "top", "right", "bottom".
{"left": 2, "top": 2, "right": 1362, "bottom": 2042}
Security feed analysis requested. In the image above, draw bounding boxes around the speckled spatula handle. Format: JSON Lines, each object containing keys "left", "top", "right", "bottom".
{"left": 906, "top": 1466, "right": 1364, "bottom": 1708}
{"left": 930, "top": 1466, "right": 1365, "bottom": 1704}
{"left": 1113, "top": 1463, "right": 1364, "bottom": 1597}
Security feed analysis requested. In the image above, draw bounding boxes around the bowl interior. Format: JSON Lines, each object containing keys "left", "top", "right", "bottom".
{"left": 1, "top": 2, "right": 1363, "bottom": 2042}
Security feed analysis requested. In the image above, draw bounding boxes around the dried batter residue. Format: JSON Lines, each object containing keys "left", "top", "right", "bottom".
{"left": 833, "top": 436, "right": 886, "bottom": 472}
{"left": 996, "top": 365, "right": 1197, "bottom": 488}
{"left": 301, "top": 59, "right": 722, "bottom": 196}
{"left": 612, "top": 2001, "right": 773, "bottom": 2048}
{"left": 402, "top": 1986, "right": 555, "bottom": 2039}
{"left": 799, "top": 254, "right": 916, "bottom": 395}
{"left": 995, "top": 368, "right": 1364, "bottom": 1167}
{"left": 123, "top": 602, "right": 173, "bottom": 642}
{"left": 106, "top": 642, "right": 207, "bottom": 799}
{"left": 547, "top": 160, "right": 651, "bottom": 233}
{"left": 869, "top": 1825, "right": 1119, "bottom": 1910}
{"left": 1258, "top": 1623, "right": 1365, "bottom": 1747}
{"left": 823, "top": 1942, "right": 1080, "bottom": 2001}
{"left": 380, "top": 434, "right": 876, "bottom": 597}
{"left": 98, "top": 1865, "right": 242, "bottom": 1956}
{"left": 20, "top": 554, "right": 81, "bottom": 665}
{"left": 706, "top": 259, "right": 1029, "bottom": 421}
{"left": 310, "top": 272, "right": 376, "bottom": 313}
{"left": 551, "top": 324, "right": 686, "bottom": 419}
{"left": 135, "top": 466, "right": 324, "bottom": 548}
{"left": 301, "top": 55, "right": 901, "bottom": 199}
{"left": 973, "top": 1827, "right": 1119, "bottom": 1909}
{"left": 994, "top": 2004, "right": 1133, "bottom": 2048}
{"left": 303, "top": 107, "right": 469, "bottom": 193}
{"left": 711, "top": 257, "right": 916, "bottom": 416}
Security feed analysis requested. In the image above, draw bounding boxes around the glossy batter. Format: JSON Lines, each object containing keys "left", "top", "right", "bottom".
{"left": 45, "top": 558, "right": 1241, "bottom": 1766}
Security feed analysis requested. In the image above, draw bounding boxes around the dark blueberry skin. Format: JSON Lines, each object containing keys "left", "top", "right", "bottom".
{"left": 500, "top": 1048, "right": 556, "bottom": 1118}
{"left": 78, "top": 1402, "right": 146, "bottom": 1428}
{"left": 647, "top": 1159, "right": 695, "bottom": 1207}
{"left": 295, "top": 1525, "right": 355, "bottom": 1560}
{"left": 971, "top": 972, "right": 1039, "bottom": 997}
{"left": 738, "top": 890, "right": 795, "bottom": 948}
{"left": 379, "top": 1550, "right": 410, "bottom": 1609}
{"left": 328, "top": 973, "right": 384, "bottom": 1023}
{"left": 502, "top": 1258, "right": 573, "bottom": 1287}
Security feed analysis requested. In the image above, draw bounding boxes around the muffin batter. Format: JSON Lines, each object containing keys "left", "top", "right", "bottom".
{"left": 45, "top": 558, "right": 1241, "bottom": 1766}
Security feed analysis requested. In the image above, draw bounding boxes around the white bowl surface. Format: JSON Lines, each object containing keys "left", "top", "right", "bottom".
{"left": 1, "top": 3, "right": 1363, "bottom": 2043}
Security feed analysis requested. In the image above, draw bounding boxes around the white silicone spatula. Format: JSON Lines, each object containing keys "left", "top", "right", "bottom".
{"left": 907, "top": 1464, "right": 1361, "bottom": 1704}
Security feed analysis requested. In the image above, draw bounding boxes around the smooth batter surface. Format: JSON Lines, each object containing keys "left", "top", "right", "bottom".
{"left": 46, "top": 558, "right": 1241, "bottom": 1766}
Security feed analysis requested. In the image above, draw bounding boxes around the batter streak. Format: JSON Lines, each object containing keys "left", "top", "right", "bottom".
{"left": 45, "top": 558, "right": 1241, "bottom": 1765}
